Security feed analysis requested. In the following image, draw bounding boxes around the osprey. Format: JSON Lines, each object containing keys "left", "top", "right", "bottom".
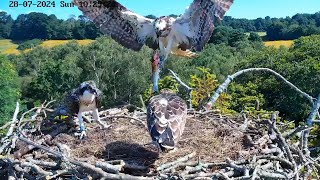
{"left": 147, "top": 89, "right": 188, "bottom": 152}
{"left": 73, "top": 0, "right": 234, "bottom": 92}
{"left": 65, "top": 81, "right": 110, "bottom": 139}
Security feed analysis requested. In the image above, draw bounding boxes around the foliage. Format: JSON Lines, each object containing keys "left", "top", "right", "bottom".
{"left": 235, "top": 35, "right": 320, "bottom": 121}
{"left": 17, "top": 39, "right": 43, "bottom": 50}
{"left": 0, "top": 11, "right": 13, "bottom": 39}
{"left": 228, "top": 82, "right": 265, "bottom": 113}
{"left": 265, "top": 13, "right": 320, "bottom": 40}
{"left": 2, "top": 10, "right": 320, "bottom": 42}
{"left": 6, "top": 33, "right": 320, "bottom": 124}
{"left": 9, "top": 12, "right": 101, "bottom": 40}
{"left": 11, "top": 37, "right": 153, "bottom": 108}
{"left": 248, "top": 32, "right": 263, "bottom": 42}
{"left": 0, "top": 55, "right": 20, "bottom": 125}
{"left": 189, "top": 67, "right": 232, "bottom": 113}
{"left": 143, "top": 75, "right": 181, "bottom": 103}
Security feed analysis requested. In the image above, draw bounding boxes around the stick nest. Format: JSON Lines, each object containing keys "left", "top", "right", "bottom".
{"left": 0, "top": 101, "right": 319, "bottom": 179}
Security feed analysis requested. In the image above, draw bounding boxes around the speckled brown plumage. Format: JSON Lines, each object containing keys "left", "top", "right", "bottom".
{"left": 175, "top": 0, "right": 234, "bottom": 51}
{"left": 147, "top": 90, "right": 188, "bottom": 151}
{"left": 73, "top": 0, "right": 158, "bottom": 51}
{"left": 73, "top": 0, "right": 233, "bottom": 53}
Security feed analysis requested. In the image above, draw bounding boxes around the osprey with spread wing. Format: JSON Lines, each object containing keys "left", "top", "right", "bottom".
{"left": 73, "top": 0, "right": 234, "bottom": 92}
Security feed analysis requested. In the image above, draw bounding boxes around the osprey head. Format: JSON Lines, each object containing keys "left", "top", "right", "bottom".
{"left": 154, "top": 16, "right": 173, "bottom": 37}
{"left": 79, "top": 81, "right": 97, "bottom": 95}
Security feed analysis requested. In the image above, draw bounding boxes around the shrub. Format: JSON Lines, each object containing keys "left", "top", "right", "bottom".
{"left": 17, "top": 39, "right": 43, "bottom": 50}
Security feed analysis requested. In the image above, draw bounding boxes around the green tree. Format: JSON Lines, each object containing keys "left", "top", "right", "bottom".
{"left": 0, "top": 11, "right": 13, "bottom": 39}
{"left": 0, "top": 55, "right": 20, "bottom": 125}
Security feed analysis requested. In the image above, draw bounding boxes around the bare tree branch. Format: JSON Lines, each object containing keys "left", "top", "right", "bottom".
{"left": 168, "top": 69, "right": 193, "bottom": 109}
{"left": 206, "top": 68, "right": 315, "bottom": 109}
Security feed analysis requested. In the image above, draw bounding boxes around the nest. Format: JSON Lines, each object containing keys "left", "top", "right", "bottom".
{"left": 0, "top": 101, "right": 319, "bottom": 179}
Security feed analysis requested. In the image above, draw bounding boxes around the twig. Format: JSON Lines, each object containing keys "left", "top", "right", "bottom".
{"left": 240, "top": 113, "right": 249, "bottom": 131}
{"left": 267, "top": 114, "right": 298, "bottom": 179}
{"left": 91, "top": 55, "right": 100, "bottom": 86}
{"left": 157, "top": 152, "right": 196, "bottom": 171}
{"left": 258, "top": 170, "right": 288, "bottom": 179}
{"left": 96, "top": 161, "right": 124, "bottom": 174}
{"left": 255, "top": 155, "right": 294, "bottom": 169}
{"left": 226, "top": 158, "right": 248, "bottom": 176}
{"left": 46, "top": 169, "right": 70, "bottom": 180}
{"left": 283, "top": 125, "right": 310, "bottom": 139}
{"left": 168, "top": 69, "right": 193, "bottom": 109}
{"left": 8, "top": 158, "right": 53, "bottom": 176}
{"left": 100, "top": 115, "right": 146, "bottom": 127}
{"left": 16, "top": 136, "right": 152, "bottom": 179}
{"left": 139, "top": 95, "right": 146, "bottom": 111}
{"left": 25, "top": 156, "right": 58, "bottom": 168}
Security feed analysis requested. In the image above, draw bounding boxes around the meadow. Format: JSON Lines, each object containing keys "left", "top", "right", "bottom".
{"left": 0, "top": 39, "right": 95, "bottom": 55}
{"left": 264, "top": 40, "right": 294, "bottom": 48}
{"left": 0, "top": 38, "right": 295, "bottom": 55}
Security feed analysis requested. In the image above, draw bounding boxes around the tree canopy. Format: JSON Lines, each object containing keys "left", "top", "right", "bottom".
{"left": 0, "top": 55, "right": 20, "bottom": 125}
{"left": 1, "top": 11, "right": 320, "bottom": 41}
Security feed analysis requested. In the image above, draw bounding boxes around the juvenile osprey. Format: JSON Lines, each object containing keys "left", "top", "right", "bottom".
{"left": 65, "top": 81, "right": 109, "bottom": 139}
{"left": 147, "top": 89, "right": 188, "bottom": 152}
{"left": 73, "top": 0, "right": 234, "bottom": 92}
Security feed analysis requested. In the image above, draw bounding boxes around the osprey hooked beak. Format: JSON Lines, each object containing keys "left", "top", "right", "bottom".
{"left": 151, "top": 51, "right": 161, "bottom": 93}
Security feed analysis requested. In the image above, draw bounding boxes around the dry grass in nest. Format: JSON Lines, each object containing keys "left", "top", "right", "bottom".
{"left": 53, "top": 115, "right": 245, "bottom": 170}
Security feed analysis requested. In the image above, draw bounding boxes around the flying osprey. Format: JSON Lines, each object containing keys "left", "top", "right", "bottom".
{"left": 65, "top": 81, "right": 110, "bottom": 139}
{"left": 146, "top": 89, "right": 188, "bottom": 152}
{"left": 73, "top": 0, "right": 234, "bottom": 92}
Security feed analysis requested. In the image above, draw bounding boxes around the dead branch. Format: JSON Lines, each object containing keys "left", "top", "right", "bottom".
{"left": 2, "top": 102, "right": 19, "bottom": 140}
{"left": 96, "top": 161, "right": 124, "bottom": 174}
{"left": 100, "top": 115, "right": 146, "bottom": 127}
{"left": 15, "top": 136, "right": 152, "bottom": 179}
{"left": 139, "top": 94, "right": 146, "bottom": 111}
{"left": 1, "top": 96, "right": 319, "bottom": 179}
{"left": 267, "top": 115, "right": 298, "bottom": 179}
{"left": 255, "top": 155, "right": 293, "bottom": 169}
{"left": 258, "top": 170, "right": 288, "bottom": 179}
{"left": 168, "top": 69, "right": 193, "bottom": 109}
{"left": 303, "top": 94, "right": 320, "bottom": 157}
{"left": 283, "top": 125, "right": 310, "bottom": 139}
{"left": 206, "top": 68, "right": 315, "bottom": 109}
{"left": 157, "top": 152, "right": 196, "bottom": 171}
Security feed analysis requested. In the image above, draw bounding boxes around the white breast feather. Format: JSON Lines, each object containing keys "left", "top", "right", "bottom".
{"left": 81, "top": 90, "right": 95, "bottom": 103}
{"left": 157, "top": 20, "right": 167, "bottom": 30}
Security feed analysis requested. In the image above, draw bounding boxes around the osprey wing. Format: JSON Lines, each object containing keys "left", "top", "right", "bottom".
{"left": 65, "top": 88, "right": 81, "bottom": 115}
{"left": 174, "top": 0, "right": 233, "bottom": 51}
{"left": 73, "top": 0, "right": 158, "bottom": 51}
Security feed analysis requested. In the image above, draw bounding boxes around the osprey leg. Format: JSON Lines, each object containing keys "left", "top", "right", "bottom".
{"left": 75, "top": 111, "right": 87, "bottom": 139}
{"left": 92, "top": 108, "right": 110, "bottom": 129}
